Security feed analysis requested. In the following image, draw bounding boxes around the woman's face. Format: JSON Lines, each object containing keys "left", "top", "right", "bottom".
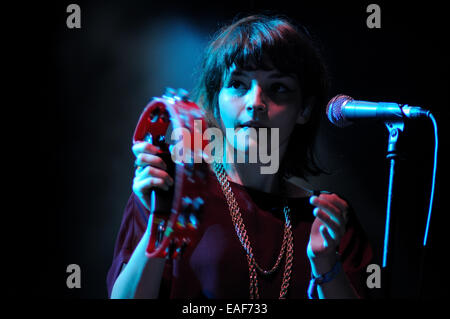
{"left": 217, "top": 63, "right": 305, "bottom": 160}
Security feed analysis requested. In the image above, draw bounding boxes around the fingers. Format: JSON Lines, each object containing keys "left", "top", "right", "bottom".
{"left": 133, "top": 166, "right": 174, "bottom": 193}
{"left": 133, "top": 175, "right": 169, "bottom": 192}
{"left": 132, "top": 142, "right": 174, "bottom": 194}
{"left": 313, "top": 208, "right": 342, "bottom": 241}
{"left": 133, "top": 142, "right": 168, "bottom": 170}
{"left": 135, "top": 153, "right": 168, "bottom": 170}
{"left": 132, "top": 142, "right": 163, "bottom": 157}
{"left": 319, "top": 225, "right": 332, "bottom": 248}
{"left": 310, "top": 194, "right": 347, "bottom": 226}
{"left": 323, "top": 193, "right": 349, "bottom": 222}
{"left": 310, "top": 193, "right": 349, "bottom": 242}
{"left": 135, "top": 165, "right": 174, "bottom": 187}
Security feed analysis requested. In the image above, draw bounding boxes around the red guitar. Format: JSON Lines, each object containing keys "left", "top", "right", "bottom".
{"left": 132, "top": 88, "right": 209, "bottom": 259}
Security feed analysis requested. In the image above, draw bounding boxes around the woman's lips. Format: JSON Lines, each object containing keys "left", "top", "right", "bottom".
{"left": 236, "top": 121, "right": 267, "bottom": 131}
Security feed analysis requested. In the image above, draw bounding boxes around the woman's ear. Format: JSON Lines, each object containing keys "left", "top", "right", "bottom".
{"left": 296, "top": 96, "right": 315, "bottom": 125}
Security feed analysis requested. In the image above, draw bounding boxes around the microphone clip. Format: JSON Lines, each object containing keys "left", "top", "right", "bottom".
{"left": 385, "top": 121, "right": 405, "bottom": 160}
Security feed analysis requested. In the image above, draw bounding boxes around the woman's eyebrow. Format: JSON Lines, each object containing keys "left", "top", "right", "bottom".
{"left": 234, "top": 70, "right": 296, "bottom": 79}
{"left": 229, "top": 70, "right": 245, "bottom": 77}
{"left": 268, "top": 72, "right": 297, "bottom": 80}
{"left": 227, "top": 69, "right": 297, "bottom": 81}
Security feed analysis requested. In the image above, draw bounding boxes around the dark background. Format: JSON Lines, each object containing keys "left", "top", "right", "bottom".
{"left": 8, "top": 0, "right": 447, "bottom": 299}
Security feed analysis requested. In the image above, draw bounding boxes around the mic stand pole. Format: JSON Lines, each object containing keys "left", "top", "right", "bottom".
{"left": 382, "top": 120, "right": 404, "bottom": 299}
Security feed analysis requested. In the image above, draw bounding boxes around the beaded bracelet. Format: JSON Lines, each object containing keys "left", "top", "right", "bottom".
{"left": 307, "top": 258, "right": 342, "bottom": 299}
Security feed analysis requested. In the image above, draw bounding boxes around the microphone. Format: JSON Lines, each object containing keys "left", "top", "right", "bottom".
{"left": 326, "top": 94, "right": 430, "bottom": 127}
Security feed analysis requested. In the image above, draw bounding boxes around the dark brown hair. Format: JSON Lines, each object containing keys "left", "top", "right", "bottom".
{"left": 192, "top": 14, "right": 329, "bottom": 179}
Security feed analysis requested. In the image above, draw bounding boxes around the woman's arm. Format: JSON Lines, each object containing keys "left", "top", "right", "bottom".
{"left": 309, "top": 253, "right": 359, "bottom": 299}
{"left": 307, "top": 193, "right": 360, "bottom": 299}
{"left": 110, "top": 141, "right": 174, "bottom": 299}
{"left": 111, "top": 228, "right": 166, "bottom": 299}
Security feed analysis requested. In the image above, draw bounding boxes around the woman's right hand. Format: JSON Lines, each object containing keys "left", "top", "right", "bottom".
{"left": 132, "top": 142, "right": 174, "bottom": 211}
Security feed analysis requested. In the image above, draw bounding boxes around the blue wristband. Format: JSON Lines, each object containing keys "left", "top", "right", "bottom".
{"left": 307, "top": 259, "right": 342, "bottom": 299}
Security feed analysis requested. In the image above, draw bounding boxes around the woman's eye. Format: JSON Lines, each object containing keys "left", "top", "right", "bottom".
{"left": 271, "top": 83, "right": 290, "bottom": 93}
{"left": 229, "top": 80, "right": 246, "bottom": 90}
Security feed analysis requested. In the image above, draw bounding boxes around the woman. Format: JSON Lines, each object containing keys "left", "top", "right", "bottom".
{"left": 108, "top": 14, "right": 372, "bottom": 299}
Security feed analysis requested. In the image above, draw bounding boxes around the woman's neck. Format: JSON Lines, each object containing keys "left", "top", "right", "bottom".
{"left": 217, "top": 139, "right": 312, "bottom": 198}
{"left": 222, "top": 160, "right": 282, "bottom": 193}
{"left": 219, "top": 139, "right": 286, "bottom": 195}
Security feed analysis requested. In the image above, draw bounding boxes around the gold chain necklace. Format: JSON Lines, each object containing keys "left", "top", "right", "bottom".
{"left": 212, "top": 162, "right": 294, "bottom": 299}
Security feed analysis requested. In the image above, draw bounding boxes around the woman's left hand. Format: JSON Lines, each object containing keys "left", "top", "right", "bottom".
{"left": 307, "top": 193, "right": 349, "bottom": 274}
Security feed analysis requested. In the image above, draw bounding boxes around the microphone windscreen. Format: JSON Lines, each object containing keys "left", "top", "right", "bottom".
{"left": 326, "top": 94, "right": 353, "bottom": 127}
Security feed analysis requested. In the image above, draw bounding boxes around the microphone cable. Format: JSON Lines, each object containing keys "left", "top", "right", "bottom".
{"left": 423, "top": 113, "right": 438, "bottom": 247}
{"left": 417, "top": 113, "right": 438, "bottom": 298}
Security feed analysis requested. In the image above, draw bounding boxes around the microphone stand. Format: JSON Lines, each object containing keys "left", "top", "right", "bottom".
{"left": 381, "top": 120, "right": 404, "bottom": 298}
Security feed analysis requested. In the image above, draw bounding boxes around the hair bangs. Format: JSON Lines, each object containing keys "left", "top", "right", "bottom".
{"left": 219, "top": 20, "right": 302, "bottom": 76}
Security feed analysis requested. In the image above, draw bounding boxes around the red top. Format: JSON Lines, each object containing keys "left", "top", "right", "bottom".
{"left": 107, "top": 166, "right": 373, "bottom": 298}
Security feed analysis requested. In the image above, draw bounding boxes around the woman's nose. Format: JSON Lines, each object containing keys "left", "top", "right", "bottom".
{"left": 245, "top": 83, "right": 267, "bottom": 113}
